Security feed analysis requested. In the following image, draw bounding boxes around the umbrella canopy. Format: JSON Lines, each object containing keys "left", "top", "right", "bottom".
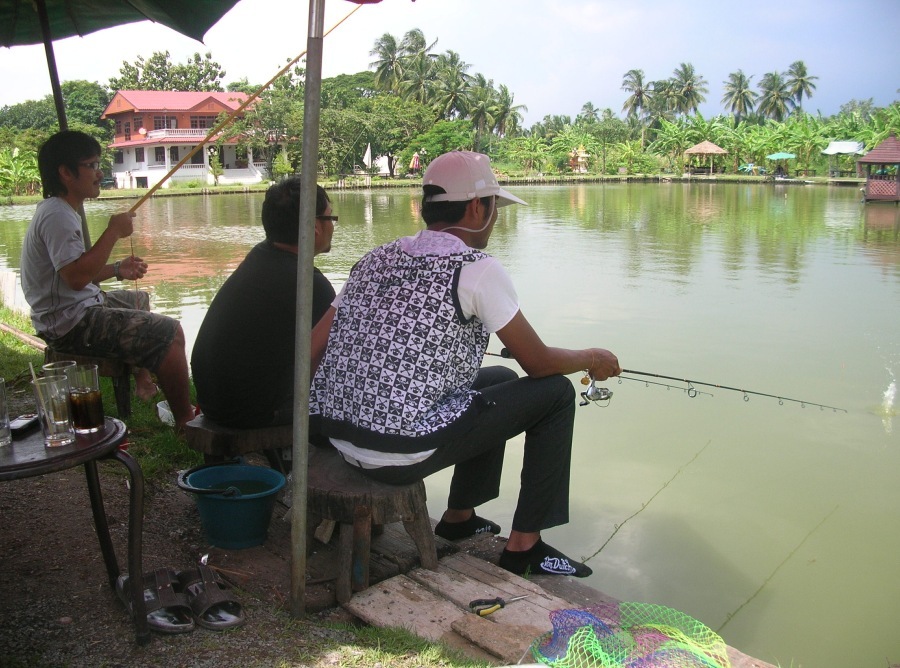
{"left": 0, "top": 0, "right": 241, "bottom": 128}
{"left": 766, "top": 152, "right": 796, "bottom": 160}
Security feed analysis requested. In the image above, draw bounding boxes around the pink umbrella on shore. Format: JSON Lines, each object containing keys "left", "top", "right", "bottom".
{"left": 410, "top": 151, "right": 421, "bottom": 171}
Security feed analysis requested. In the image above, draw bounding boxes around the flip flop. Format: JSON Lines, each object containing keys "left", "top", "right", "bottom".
{"left": 177, "top": 563, "right": 245, "bottom": 631}
{"left": 116, "top": 568, "right": 195, "bottom": 634}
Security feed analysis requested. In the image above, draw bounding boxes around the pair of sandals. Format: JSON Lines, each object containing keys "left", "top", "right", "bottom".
{"left": 116, "top": 563, "right": 244, "bottom": 634}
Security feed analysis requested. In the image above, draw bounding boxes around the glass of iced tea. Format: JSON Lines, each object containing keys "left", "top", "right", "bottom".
{"left": 66, "top": 364, "right": 104, "bottom": 434}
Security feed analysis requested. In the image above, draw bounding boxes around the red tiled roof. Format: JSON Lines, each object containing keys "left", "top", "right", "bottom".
{"left": 858, "top": 134, "right": 900, "bottom": 164}
{"left": 102, "top": 90, "right": 250, "bottom": 118}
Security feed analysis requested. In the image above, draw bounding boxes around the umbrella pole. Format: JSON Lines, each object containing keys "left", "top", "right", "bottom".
{"left": 290, "top": 0, "right": 326, "bottom": 618}
{"left": 35, "top": 0, "right": 67, "bottom": 131}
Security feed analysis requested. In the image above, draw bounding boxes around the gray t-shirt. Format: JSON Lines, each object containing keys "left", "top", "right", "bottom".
{"left": 20, "top": 197, "right": 102, "bottom": 338}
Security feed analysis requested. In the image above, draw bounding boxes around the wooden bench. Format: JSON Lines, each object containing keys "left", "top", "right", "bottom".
{"left": 183, "top": 415, "right": 439, "bottom": 602}
{"left": 43, "top": 348, "right": 132, "bottom": 418}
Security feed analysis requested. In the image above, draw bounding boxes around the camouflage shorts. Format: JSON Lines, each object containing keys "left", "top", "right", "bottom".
{"left": 50, "top": 290, "right": 179, "bottom": 372}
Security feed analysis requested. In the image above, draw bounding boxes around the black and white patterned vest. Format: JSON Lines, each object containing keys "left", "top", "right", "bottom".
{"left": 310, "top": 239, "right": 491, "bottom": 452}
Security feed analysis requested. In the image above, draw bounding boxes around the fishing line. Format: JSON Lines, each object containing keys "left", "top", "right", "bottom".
{"left": 717, "top": 505, "right": 839, "bottom": 632}
{"left": 582, "top": 440, "right": 713, "bottom": 564}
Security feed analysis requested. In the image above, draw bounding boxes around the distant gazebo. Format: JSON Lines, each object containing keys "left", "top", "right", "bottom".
{"left": 684, "top": 140, "right": 727, "bottom": 175}
{"left": 857, "top": 134, "right": 900, "bottom": 203}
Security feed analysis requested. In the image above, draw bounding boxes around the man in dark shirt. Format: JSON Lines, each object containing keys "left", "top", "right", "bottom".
{"left": 191, "top": 177, "right": 336, "bottom": 428}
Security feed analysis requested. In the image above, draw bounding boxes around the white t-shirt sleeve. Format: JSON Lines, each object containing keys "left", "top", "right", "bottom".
{"left": 458, "top": 257, "right": 519, "bottom": 333}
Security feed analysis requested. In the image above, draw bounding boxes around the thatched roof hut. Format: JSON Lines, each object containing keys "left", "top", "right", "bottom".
{"left": 684, "top": 141, "right": 727, "bottom": 175}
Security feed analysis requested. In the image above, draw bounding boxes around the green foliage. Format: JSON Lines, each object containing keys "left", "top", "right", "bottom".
{"left": 109, "top": 51, "right": 226, "bottom": 91}
{"left": 0, "top": 147, "right": 40, "bottom": 196}
{"left": 406, "top": 120, "right": 474, "bottom": 172}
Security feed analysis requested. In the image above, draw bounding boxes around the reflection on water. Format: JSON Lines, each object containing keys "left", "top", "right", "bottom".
{"left": 1, "top": 184, "right": 899, "bottom": 668}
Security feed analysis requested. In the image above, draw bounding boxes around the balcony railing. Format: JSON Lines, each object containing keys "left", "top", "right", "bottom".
{"left": 146, "top": 128, "right": 217, "bottom": 139}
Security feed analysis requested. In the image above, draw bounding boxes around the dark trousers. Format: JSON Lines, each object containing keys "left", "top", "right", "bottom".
{"left": 360, "top": 366, "right": 576, "bottom": 533}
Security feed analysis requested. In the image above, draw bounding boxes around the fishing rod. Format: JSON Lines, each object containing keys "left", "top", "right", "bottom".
{"left": 485, "top": 348, "right": 846, "bottom": 412}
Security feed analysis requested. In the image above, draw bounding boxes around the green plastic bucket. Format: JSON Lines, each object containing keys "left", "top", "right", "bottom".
{"left": 177, "top": 463, "right": 285, "bottom": 549}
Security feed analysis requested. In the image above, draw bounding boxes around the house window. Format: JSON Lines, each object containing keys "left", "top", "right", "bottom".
{"left": 114, "top": 150, "right": 124, "bottom": 164}
{"left": 133, "top": 116, "right": 143, "bottom": 132}
{"left": 190, "top": 115, "right": 218, "bottom": 129}
{"left": 191, "top": 149, "right": 205, "bottom": 165}
{"left": 124, "top": 122, "right": 131, "bottom": 141}
{"left": 135, "top": 147, "right": 145, "bottom": 163}
{"left": 153, "top": 116, "right": 177, "bottom": 130}
{"left": 169, "top": 146, "right": 179, "bottom": 163}
{"left": 155, "top": 147, "right": 165, "bottom": 163}
{"left": 115, "top": 120, "right": 122, "bottom": 135}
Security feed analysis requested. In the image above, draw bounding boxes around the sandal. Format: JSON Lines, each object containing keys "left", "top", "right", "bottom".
{"left": 177, "top": 563, "right": 245, "bottom": 631}
{"left": 116, "top": 568, "right": 195, "bottom": 634}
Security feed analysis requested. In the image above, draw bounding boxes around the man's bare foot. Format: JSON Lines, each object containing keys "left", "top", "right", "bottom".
{"left": 135, "top": 380, "right": 160, "bottom": 402}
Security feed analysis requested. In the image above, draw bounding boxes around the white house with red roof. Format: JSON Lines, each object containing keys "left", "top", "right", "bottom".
{"left": 101, "top": 90, "right": 270, "bottom": 189}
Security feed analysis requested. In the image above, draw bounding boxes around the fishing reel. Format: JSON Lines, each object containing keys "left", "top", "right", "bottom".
{"left": 580, "top": 378, "right": 613, "bottom": 406}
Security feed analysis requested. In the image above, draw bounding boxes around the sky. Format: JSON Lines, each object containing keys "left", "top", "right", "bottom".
{"left": 1, "top": 0, "right": 898, "bottom": 128}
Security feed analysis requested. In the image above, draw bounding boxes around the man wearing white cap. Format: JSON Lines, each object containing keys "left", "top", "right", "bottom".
{"left": 310, "top": 151, "right": 620, "bottom": 577}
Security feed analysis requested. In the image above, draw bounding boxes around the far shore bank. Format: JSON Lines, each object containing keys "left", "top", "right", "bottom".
{"left": 1, "top": 172, "right": 865, "bottom": 207}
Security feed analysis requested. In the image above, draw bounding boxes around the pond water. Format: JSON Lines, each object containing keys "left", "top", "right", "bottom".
{"left": 1, "top": 183, "right": 898, "bottom": 667}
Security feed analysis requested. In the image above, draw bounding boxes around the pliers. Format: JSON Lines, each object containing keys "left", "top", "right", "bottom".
{"left": 468, "top": 595, "right": 529, "bottom": 617}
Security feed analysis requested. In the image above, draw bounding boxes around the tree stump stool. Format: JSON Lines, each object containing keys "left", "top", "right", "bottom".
{"left": 43, "top": 347, "right": 132, "bottom": 418}
{"left": 183, "top": 415, "right": 293, "bottom": 472}
{"left": 307, "top": 445, "right": 439, "bottom": 603}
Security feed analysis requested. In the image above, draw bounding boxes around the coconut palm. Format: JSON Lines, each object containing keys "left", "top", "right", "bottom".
{"left": 398, "top": 54, "right": 436, "bottom": 106}
{"left": 758, "top": 71, "right": 796, "bottom": 122}
{"left": 671, "top": 62, "right": 708, "bottom": 115}
{"left": 432, "top": 51, "right": 473, "bottom": 120}
{"left": 577, "top": 102, "right": 600, "bottom": 125}
{"left": 621, "top": 69, "right": 652, "bottom": 119}
{"left": 466, "top": 74, "right": 498, "bottom": 152}
{"left": 493, "top": 85, "right": 527, "bottom": 138}
{"left": 721, "top": 70, "right": 758, "bottom": 122}
{"left": 786, "top": 60, "right": 818, "bottom": 112}
{"left": 369, "top": 33, "right": 404, "bottom": 94}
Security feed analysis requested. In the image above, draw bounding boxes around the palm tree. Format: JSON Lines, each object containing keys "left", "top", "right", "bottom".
{"left": 621, "top": 69, "right": 652, "bottom": 119}
{"left": 671, "top": 62, "right": 708, "bottom": 115}
{"left": 786, "top": 60, "right": 818, "bottom": 112}
{"left": 398, "top": 54, "right": 436, "bottom": 106}
{"left": 467, "top": 74, "right": 498, "bottom": 152}
{"left": 369, "top": 33, "right": 404, "bottom": 94}
{"left": 721, "top": 70, "right": 757, "bottom": 122}
{"left": 493, "top": 85, "right": 527, "bottom": 138}
{"left": 577, "top": 102, "right": 600, "bottom": 125}
{"left": 758, "top": 71, "right": 795, "bottom": 121}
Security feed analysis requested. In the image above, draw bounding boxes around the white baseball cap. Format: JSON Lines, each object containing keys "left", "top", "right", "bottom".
{"left": 423, "top": 151, "right": 527, "bottom": 207}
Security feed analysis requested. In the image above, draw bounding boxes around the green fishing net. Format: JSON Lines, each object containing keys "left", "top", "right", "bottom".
{"left": 530, "top": 602, "right": 730, "bottom": 668}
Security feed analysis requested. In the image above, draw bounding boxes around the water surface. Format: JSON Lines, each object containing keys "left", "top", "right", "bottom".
{"left": 2, "top": 183, "right": 898, "bottom": 667}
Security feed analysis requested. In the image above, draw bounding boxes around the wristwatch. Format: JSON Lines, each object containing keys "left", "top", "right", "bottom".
{"left": 113, "top": 260, "right": 122, "bottom": 280}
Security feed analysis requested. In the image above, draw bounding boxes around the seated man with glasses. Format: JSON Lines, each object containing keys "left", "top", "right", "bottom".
{"left": 191, "top": 177, "right": 336, "bottom": 429}
{"left": 20, "top": 130, "right": 194, "bottom": 430}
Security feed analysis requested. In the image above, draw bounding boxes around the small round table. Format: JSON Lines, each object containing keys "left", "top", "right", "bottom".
{"left": 0, "top": 417, "right": 149, "bottom": 644}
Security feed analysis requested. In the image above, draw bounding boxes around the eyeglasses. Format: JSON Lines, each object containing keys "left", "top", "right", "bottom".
{"left": 316, "top": 215, "right": 338, "bottom": 224}
{"left": 79, "top": 161, "right": 101, "bottom": 171}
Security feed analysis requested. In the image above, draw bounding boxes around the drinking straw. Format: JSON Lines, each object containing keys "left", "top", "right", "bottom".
{"left": 28, "top": 362, "right": 49, "bottom": 418}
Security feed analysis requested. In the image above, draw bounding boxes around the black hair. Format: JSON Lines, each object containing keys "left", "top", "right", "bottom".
{"left": 261, "top": 176, "right": 330, "bottom": 245}
{"left": 38, "top": 131, "right": 102, "bottom": 199}
{"left": 421, "top": 185, "right": 492, "bottom": 226}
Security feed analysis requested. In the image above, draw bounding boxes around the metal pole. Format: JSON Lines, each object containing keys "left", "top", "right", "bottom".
{"left": 290, "top": 0, "right": 326, "bottom": 617}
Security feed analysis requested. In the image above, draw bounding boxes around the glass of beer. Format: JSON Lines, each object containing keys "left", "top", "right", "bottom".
{"left": 66, "top": 364, "right": 105, "bottom": 434}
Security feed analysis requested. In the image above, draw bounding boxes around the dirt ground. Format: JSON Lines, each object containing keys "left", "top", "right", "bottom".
{"left": 0, "top": 389, "right": 365, "bottom": 668}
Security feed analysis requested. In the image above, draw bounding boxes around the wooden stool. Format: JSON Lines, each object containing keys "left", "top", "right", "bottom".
{"left": 43, "top": 348, "right": 132, "bottom": 418}
{"left": 184, "top": 415, "right": 293, "bottom": 472}
{"left": 307, "top": 445, "right": 439, "bottom": 603}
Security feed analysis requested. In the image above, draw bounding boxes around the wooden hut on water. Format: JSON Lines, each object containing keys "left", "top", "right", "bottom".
{"left": 858, "top": 134, "right": 900, "bottom": 203}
